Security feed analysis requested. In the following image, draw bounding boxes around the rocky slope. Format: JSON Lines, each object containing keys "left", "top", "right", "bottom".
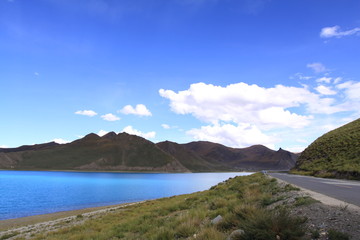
{"left": 0, "top": 133, "right": 298, "bottom": 172}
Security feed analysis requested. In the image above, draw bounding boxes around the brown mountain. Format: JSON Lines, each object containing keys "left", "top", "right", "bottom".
{"left": 0, "top": 132, "right": 188, "bottom": 172}
{"left": 167, "top": 141, "right": 297, "bottom": 171}
{"left": 0, "top": 133, "right": 298, "bottom": 172}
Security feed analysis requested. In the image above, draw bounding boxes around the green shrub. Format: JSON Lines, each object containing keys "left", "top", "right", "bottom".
{"left": 236, "top": 208, "right": 306, "bottom": 240}
{"left": 294, "top": 196, "right": 318, "bottom": 206}
{"left": 328, "top": 229, "right": 350, "bottom": 240}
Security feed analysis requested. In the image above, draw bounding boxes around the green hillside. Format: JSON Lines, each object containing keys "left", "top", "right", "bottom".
{"left": 294, "top": 118, "right": 360, "bottom": 179}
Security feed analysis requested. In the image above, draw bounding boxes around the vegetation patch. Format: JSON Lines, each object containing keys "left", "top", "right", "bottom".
{"left": 294, "top": 196, "right": 319, "bottom": 207}
{"left": 0, "top": 231, "right": 19, "bottom": 240}
{"left": 294, "top": 118, "right": 360, "bottom": 180}
{"left": 27, "top": 173, "right": 307, "bottom": 240}
{"left": 328, "top": 229, "right": 350, "bottom": 240}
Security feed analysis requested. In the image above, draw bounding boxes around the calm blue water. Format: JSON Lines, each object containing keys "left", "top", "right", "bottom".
{"left": 0, "top": 171, "right": 251, "bottom": 220}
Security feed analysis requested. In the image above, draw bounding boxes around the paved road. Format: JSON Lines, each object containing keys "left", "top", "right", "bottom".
{"left": 269, "top": 173, "right": 360, "bottom": 207}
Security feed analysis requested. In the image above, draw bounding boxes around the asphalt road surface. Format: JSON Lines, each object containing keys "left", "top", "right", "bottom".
{"left": 269, "top": 173, "right": 360, "bottom": 207}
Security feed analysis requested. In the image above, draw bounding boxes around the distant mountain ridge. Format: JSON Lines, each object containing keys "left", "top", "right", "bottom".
{"left": 0, "top": 132, "right": 298, "bottom": 172}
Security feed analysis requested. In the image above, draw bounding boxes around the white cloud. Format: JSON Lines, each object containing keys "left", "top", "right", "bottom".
{"left": 333, "top": 77, "right": 342, "bottom": 84}
{"left": 337, "top": 81, "right": 360, "bottom": 100}
{"left": 291, "top": 73, "right": 313, "bottom": 80}
{"left": 307, "top": 62, "right": 327, "bottom": 73}
{"left": 122, "top": 126, "right": 156, "bottom": 139}
{"left": 283, "top": 146, "right": 306, "bottom": 153}
{"left": 315, "top": 85, "right": 337, "bottom": 95}
{"left": 75, "top": 110, "right": 98, "bottom": 117}
{"left": 0, "top": 145, "right": 8, "bottom": 148}
{"left": 101, "top": 113, "right": 120, "bottom": 121}
{"left": 159, "top": 82, "right": 317, "bottom": 129}
{"left": 316, "top": 77, "right": 332, "bottom": 83}
{"left": 306, "top": 97, "right": 344, "bottom": 114}
{"left": 120, "top": 104, "right": 152, "bottom": 116}
{"left": 187, "top": 123, "right": 276, "bottom": 149}
{"left": 161, "top": 124, "right": 171, "bottom": 129}
{"left": 53, "top": 138, "right": 70, "bottom": 144}
{"left": 320, "top": 25, "right": 360, "bottom": 38}
{"left": 97, "top": 130, "right": 109, "bottom": 137}
{"left": 160, "top": 81, "right": 358, "bottom": 148}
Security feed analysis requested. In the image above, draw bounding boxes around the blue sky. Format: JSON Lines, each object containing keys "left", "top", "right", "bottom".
{"left": 1, "top": 0, "right": 359, "bottom": 152}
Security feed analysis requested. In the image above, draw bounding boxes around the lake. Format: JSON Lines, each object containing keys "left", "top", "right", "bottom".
{"left": 0, "top": 170, "right": 251, "bottom": 220}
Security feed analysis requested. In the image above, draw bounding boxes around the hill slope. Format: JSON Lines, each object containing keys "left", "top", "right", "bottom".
{"left": 0, "top": 133, "right": 298, "bottom": 172}
{"left": 157, "top": 141, "right": 297, "bottom": 171}
{"left": 0, "top": 132, "right": 188, "bottom": 172}
{"left": 294, "top": 118, "right": 360, "bottom": 179}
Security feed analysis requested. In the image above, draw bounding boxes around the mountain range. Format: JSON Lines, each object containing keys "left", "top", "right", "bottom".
{"left": 0, "top": 132, "right": 298, "bottom": 172}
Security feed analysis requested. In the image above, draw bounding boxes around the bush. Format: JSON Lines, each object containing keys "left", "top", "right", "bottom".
{"left": 235, "top": 208, "right": 306, "bottom": 240}
{"left": 328, "top": 229, "right": 350, "bottom": 240}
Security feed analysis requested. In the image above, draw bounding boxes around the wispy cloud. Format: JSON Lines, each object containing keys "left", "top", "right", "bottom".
{"left": 101, "top": 113, "right": 120, "bottom": 121}
{"left": 307, "top": 62, "right": 327, "bottom": 73}
{"left": 291, "top": 73, "right": 313, "bottom": 80}
{"left": 161, "top": 124, "right": 171, "bottom": 129}
{"left": 316, "top": 77, "right": 332, "bottom": 83}
{"left": 315, "top": 85, "right": 337, "bottom": 95}
{"left": 119, "top": 104, "right": 152, "bottom": 116}
{"left": 75, "top": 110, "right": 98, "bottom": 117}
{"left": 320, "top": 25, "right": 360, "bottom": 38}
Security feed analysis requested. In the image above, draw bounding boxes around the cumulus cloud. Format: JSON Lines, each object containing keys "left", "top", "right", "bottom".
{"left": 101, "top": 113, "right": 120, "bottom": 121}
{"left": 159, "top": 82, "right": 318, "bottom": 129}
{"left": 320, "top": 25, "right": 360, "bottom": 38}
{"left": 122, "top": 126, "right": 156, "bottom": 139}
{"left": 120, "top": 104, "right": 152, "bottom": 116}
{"left": 187, "top": 123, "right": 276, "bottom": 149}
{"left": 75, "top": 110, "right": 98, "bottom": 117}
{"left": 159, "top": 81, "right": 357, "bottom": 149}
{"left": 315, "top": 85, "right": 337, "bottom": 95}
{"left": 53, "top": 138, "right": 70, "bottom": 144}
{"left": 307, "top": 62, "right": 327, "bottom": 73}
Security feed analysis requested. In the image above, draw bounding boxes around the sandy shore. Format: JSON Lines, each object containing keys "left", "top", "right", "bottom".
{"left": 0, "top": 201, "right": 142, "bottom": 232}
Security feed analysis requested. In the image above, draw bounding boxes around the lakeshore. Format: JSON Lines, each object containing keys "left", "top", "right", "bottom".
{"left": 0, "top": 201, "right": 143, "bottom": 231}
{"left": 1, "top": 173, "right": 360, "bottom": 240}
{"left": 0, "top": 171, "right": 247, "bottom": 221}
